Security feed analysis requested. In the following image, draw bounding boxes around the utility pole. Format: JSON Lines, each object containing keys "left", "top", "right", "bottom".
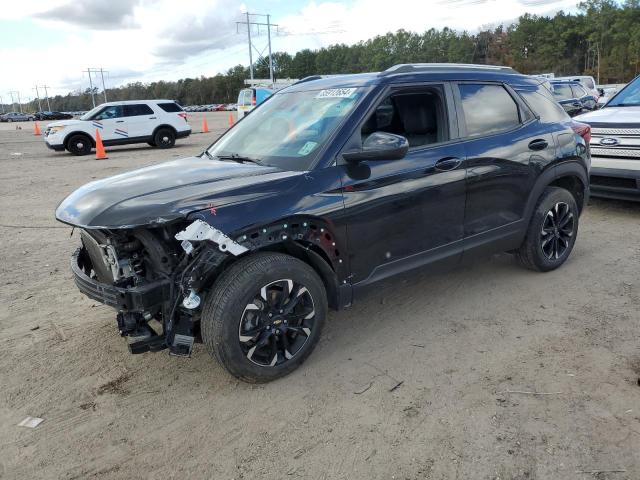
{"left": 99, "top": 68, "right": 108, "bottom": 102}
{"left": 84, "top": 69, "right": 96, "bottom": 108}
{"left": 40, "top": 86, "right": 51, "bottom": 111}
{"left": 0, "top": 95, "right": 4, "bottom": 113}
{"left": 33, "top": 86, "right": 42, "bottom": 111}
{"left": 245, "top": 12, "right": 254, "bottom": 80}
{"left": 236, "top": 13, "right": 278, "bottom": 85}
{"left": 267, "top": 14, "right": 274, "bottom": 84}
{"left": 10, "top": 91, "right": 21, "bottom": 112}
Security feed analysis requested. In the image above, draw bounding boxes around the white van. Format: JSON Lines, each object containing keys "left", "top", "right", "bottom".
{"left": 237, "top": 88, "right": 273, "bottom": 118}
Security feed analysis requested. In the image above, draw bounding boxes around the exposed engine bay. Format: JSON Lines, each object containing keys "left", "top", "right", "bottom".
{"left": 75, "top": 222, "right": 240, "bottom": 356}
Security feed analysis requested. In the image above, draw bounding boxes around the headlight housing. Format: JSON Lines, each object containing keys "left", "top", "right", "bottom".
{"left": 49, "top": 125, "right": 66, "bottom": 134}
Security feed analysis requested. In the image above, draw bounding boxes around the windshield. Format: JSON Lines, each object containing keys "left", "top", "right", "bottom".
{"left": 606, "top": 75, "right": 640, "bottom": 107}
{"left": 79, "top": 105, "right": 104, "bottom": 120}
{"left": 207, "top": 87, "right": 366, "bottom": 171}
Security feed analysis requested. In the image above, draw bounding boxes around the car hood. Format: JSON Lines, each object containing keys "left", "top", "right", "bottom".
{"left": 55, "top": 156, "right": 303, "bottom": 229}
{"left": 48, "top": 119, "right": 84, "bottom": 128}
{"left": 575, "top": 106, "right": 640, "bottom": 126}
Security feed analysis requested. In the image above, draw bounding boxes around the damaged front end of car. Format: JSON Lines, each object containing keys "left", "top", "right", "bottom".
{"left": 71, "top": 220, "right": 248, "bottom": 357}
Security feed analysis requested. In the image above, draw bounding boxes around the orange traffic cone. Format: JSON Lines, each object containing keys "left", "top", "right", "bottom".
{"left": 33, "top": 121, "right": 42, "bottom": 136}
{"left": 95, "top": 129, "right": 108, "bottom": 160}
{"left": 202, "top": 117, "right": 209, "bottom": 133}
{"left": 228, "top": 112, "right": 234, "bottom": 127}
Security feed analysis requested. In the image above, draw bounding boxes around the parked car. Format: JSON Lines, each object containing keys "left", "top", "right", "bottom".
{"left": 1, "top": 111, "right": 35, "bottom": 122}
{"left": 555, "top": 75, "right": 600, "bottom": 98}
{"left": 575, "top": 74, "right": 640, "bottom": 201}
{"left": 550, "top": 80, "right": 598, "bottom": 116}
{"left": 237, "top": 87, "right": 272, "bottom": 118}
{"left": 44, "top": 99, "right": 191, "bottom": 155}
{"left": 56, "top": 64, "right": 589, "bottom": 382}
{"left": 34, "top": 111, "right": 74, "bottom": 121}
{"left": 224, "top": 103, "right": 237, "bottom": 111}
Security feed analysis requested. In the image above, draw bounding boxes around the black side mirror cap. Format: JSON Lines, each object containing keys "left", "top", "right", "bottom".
{"left": 343, "top": 132, "right": 409, "bottom": 162}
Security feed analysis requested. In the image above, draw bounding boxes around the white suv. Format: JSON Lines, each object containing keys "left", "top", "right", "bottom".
{"left": 44, "top": 100, "right": 191, "bottom": 155}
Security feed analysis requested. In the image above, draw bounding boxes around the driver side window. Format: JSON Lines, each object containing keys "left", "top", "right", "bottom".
{"left": 93, "top": 105, "right": 123, "bottom": 121}
{"left": 361, "top": 86, "right": 448, "bottom": 149}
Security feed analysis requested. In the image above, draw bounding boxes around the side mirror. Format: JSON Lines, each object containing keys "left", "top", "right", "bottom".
{"left": 342, "top": 132, "right": 409, "bottom": 162}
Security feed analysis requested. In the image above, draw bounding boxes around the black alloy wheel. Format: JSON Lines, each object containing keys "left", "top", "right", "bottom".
{"left": 66, "top": 134, "right": 93, "bottom": 156}
{"left": 516, "top": 186, "right": 579, "bottom": 272}
{"left": 540, "top": 202, "right": 574, "bottom": 260}
{"left": 238, "top": 279, "right": 316, "bottom": 367}
{"left": 201, "top": 252, "right": 327, "bottom": 382}
{"left": 154, "top": 128, "right": 175, "bottom": 149}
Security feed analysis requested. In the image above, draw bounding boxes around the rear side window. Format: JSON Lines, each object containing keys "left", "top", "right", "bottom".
{"left": 157, "top": 102, "right": 183, "bottom": 113}
{"left": 458, "top": 83, "right": 520, "bottom": 136}
{"left": 582, "top": 78, "right": 595, "bottom": 89}
{"left": 571, "top": 85, "right": 587, "bottom": 98}
{"left": 517, "top": 87, "right": 570, "bottom": 123}
{"left": 124, "top": 104, "right": 154, "bottom": 116}
{"left": 552, "top": 84, "right": 574, "bottom": 100}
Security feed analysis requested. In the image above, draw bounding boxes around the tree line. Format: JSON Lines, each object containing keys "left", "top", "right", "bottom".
{"left": 11, "top": 0, "right": 640, "bottom": 113}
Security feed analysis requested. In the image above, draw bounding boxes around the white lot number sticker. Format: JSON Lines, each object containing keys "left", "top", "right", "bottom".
{"left": 315, "top": 88, "right": 357, "bottom": 99}
{"left": 298, "top": 141, "right": 318, "bottom": 155}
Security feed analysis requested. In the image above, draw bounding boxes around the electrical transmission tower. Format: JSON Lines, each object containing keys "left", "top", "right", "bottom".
{"left": 236, "top": 13, "right": 278, "bottom": 84}
{"left": 84, "top": 68, "right": 109, "bottom": 107}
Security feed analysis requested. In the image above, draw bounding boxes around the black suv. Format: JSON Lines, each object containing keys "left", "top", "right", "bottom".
{"left": 56, "top": 64, "right": 590, "bottom": 382}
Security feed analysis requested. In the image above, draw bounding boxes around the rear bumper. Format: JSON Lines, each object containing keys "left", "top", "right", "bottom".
{"left": 71, "top": 247, "right": 170, "bottom": 312}
{"left": 176, "top": 128, "right": 191, "bottom": 139}
{"left": 590, "top": 159, "right": 640, "bottom": 201}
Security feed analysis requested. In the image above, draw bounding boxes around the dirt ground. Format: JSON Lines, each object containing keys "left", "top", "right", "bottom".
{"left": 0, "top": 112, "right": 639, "bottom": 480}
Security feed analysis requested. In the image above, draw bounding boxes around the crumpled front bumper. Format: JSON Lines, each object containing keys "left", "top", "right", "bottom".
{"left": 71, "top": 247, "right": 170, "bottom": 312}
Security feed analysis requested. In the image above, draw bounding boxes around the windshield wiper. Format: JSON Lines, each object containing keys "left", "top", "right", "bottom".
{"left": 216, "top": 153, "right": 262, "bottom": 165}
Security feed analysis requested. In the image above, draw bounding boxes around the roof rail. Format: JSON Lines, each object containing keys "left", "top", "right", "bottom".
{"left": 379, "top": 63, "right": 516, "bottom": 76}
{"left": 293, "top": 75, "right": 324, "bottom": 85}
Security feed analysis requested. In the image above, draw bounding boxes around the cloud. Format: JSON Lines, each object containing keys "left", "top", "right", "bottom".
{"left": 34, "top": 0, "right": 142, "bottom": 30}
{"left": 152, "top": 0, "right": 243, "bottom": 60}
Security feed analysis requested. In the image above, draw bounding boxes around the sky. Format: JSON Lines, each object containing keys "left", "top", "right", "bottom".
{"left": 0, "top": 0, "right": 581, "bottom": 103}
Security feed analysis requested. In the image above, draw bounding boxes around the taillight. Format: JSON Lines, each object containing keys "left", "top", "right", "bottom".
{"left": 571, "top": 121, "right": 591, "bottom": 144}
{"left": 251, "top": 94, "right": 256, "bottom": 106}
{"left": 178, "top": 112, "right": 188, "bottom": 122}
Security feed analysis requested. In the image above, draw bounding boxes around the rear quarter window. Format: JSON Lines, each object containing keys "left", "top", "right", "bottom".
{"left": 124, "top": 104, "right": 154, "bottom": 116}
{"left": 157, "top": 102, "right": 183, "bottom": 113}
{"left": 517, "top": 87, "right": 570, "bottom": 123}
{"left": 457, "top": 83, "right": 520, "bottom": 136}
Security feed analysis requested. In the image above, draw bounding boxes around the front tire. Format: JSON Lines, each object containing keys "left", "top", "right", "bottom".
{"left": 201, "top": 252, "right": 327, "bottom": 383}
{"left": 153, "top": 128, "right": 175, "bottom": 149}
{"left": 516, "top": 186, "right": 579, "bottom": 272}
{"left": 66, "top": 134, "right": 93, "bottom": 156}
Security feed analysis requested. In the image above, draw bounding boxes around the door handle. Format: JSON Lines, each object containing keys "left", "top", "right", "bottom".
{"left": 528, "top": 139, "right": 548, "bottom": 151}
{"left": 149, "top": 117, "right": 157, "bottom": 119}
{"left": 434, "top": 157, "right": 462, "bottom": 171}
{"left": 116, "top": 120, "right": 124, "bottom": 123}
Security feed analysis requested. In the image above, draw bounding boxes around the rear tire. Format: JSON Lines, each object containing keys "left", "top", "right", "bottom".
{"left": 153, "top": 128, "right": 175, "bottom": 149}
{"left": 201, "top": 252, "right": 327, "bottom": 383}
{"left": 66, "top": 134, "right": 93, "bottom": 156}
{"left": 516, "top": 187, "right": 579, "bottom": 272}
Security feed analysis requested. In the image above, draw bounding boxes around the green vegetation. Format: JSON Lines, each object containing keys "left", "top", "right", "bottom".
{"left": 20, "top": 0, "right": 640, "bottom": 112}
